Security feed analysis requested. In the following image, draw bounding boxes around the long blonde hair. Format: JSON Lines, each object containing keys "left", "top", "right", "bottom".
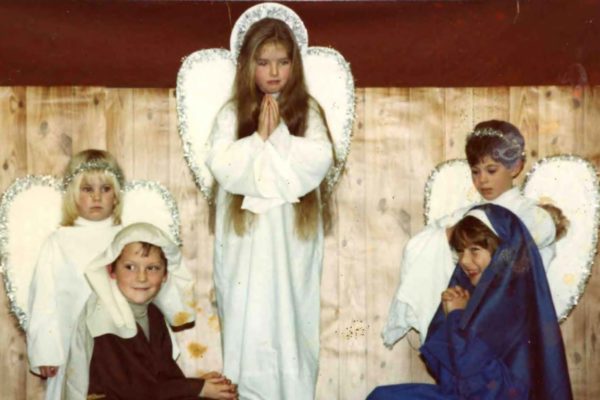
{"left": 228, "top": 18, "right": 334, "bottom": 240}
{"left": 61, "top": 149, "right": 124, "bottom": 226}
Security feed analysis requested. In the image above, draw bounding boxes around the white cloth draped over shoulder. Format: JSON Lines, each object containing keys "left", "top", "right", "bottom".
{"left": 27, "top": 217, "right": 121, "bottom": 400}
{"left": 382, "top": 187, "right": 556, "bottom": 346}
{"left": 206, "top": 101, "right": 333, "bottom": 400}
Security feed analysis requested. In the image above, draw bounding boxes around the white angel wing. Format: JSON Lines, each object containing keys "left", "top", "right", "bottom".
{"left": 0, "top": 176, "right": 63, "bottom": 329}
{"left": 121, "top": 180, "right": 182, "bottom": 247}
{"left": 424, "top": 159, "right": 481, "bottom": 225}
{"left": 0, "top": 177, "right": 183, "bottom": 330}
{"left": 176, "top": 49, "right": 236, "bottom": 200}
{"left": 304, "top": 47, "right": 355, "bottom": 194}
{"left": 523, "top": 155, "right": 599, "bottom": 321}
{"left": 177, "top": 4, "right": 355, "bottom": 201}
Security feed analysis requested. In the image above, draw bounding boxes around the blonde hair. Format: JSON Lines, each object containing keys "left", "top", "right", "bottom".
{"left": 61, "top": 149, "right": 124, "bottom": 226}
{"left": 227, "top": 18, "right": 334, "bottom": 240}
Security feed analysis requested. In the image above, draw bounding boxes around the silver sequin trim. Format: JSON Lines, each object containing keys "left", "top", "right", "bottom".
{"left": 176, "top": 48, "right": 233, "bottom": 201}
{"left": 523, "top": 155, "right": 600, "bottom": 322}
{"left": 124, "top": 180, "right": 183, "bottom": 247}
{"left": 230, "top": 2, "right": 308, "bottom": 60}
{"left": 0, "top": 175, "right": 63, "bottom": 329}
{"left": 1, "top": 176, "right": 183, "bottom": 330}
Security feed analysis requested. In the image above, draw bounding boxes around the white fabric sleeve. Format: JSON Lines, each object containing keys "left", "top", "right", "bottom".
{"left": 382, "top": 225, "right": 455, "bottom": 346}
{"left": 27, "top": 234, "right": 66, "bottom": 371}
{"left": 62, "top": 306, "right": 93, "bottom": 400}
{"left": 206, "top": 103, "right": 333, "bottom": 214}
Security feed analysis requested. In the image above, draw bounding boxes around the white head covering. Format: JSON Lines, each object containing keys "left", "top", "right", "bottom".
{"left": 84, "top": 222, "right": 196, "bottom": 338}
{"left": 465, "top": 208, "right": 499, "bottom": 236}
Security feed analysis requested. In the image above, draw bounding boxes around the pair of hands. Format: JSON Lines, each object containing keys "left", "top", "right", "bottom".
{"left": 257, "top": 94, "right": 280, "bottom": 141}
{"left": 199, "top": 371, "right": 238, "bottom": 399}
{"left": 441, "top": 285, "right": 470, "bottom": 315}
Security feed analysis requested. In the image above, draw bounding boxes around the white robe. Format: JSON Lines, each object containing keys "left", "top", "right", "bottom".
{"left": 206, "top": 102, "right": 333, "bottom": 400}
{"left": 27, "top": 217, "right": 120, "bottom": 400}
{"left": 382, "top": 187, "right": 557, "bottom": 345}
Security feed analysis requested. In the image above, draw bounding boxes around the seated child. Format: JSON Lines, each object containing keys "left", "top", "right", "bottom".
{"left": 383, "top": 120, "right": 558, "bottom": 345}
{"left": 369, "top": 204, "right": 572, "bottom": 399}
{"left": 63, "top": 223, "right": 237, "bottom": 399}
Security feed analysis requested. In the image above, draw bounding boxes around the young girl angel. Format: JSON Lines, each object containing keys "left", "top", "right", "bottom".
{"left": 26, "top": 149, "right": 125, "bottom": 399}
{"left": 369, "top": 204, "right": 572, "bottom": 400}
{"left": 382, "top": 120, "right": 560, "bottom": 346}
{"left": 205, "top": 18, "right": 334, "bottom": 400}
{"left": 63, "top": 223, "right": 237, "bottom": 400}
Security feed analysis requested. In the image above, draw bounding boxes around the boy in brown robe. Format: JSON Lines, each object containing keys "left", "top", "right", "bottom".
{"left": 63, "top": 223, "right": 237, "bottom": 399}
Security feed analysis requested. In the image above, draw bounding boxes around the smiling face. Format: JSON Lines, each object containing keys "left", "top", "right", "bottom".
{"left": 110, "top": 242, "right": 167, "bottom": 305}
{"left": 254, "top": 42, "right": 291, "bottom": 94}
{"left": 470, "top": 156, "right": 520, "bottom": 201}
{"left": 76, "top": 173, "right": 116, "bottom": 221}
{"left": 457, "top": 244, "right": 492, "bottom": 286}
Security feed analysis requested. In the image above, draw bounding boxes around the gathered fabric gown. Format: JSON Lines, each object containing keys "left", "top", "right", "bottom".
{"left": 27, "top": 217, "right": 120, "bottom": 400}
{"left": 369, "top": 204, "right": 572, "bottom": 400}
{"left": 206, "top": 101, "right": 333, "bottom": 400}
{"left": 382, "top": 187, "right": 557, "bottom": 345}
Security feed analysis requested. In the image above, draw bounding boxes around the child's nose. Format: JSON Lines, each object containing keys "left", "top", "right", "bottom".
{"left": 137, "top": 269, "right": 148, "bottom": 282}
{"left": 269, "top": 63, "right": 278, "bottom": 76}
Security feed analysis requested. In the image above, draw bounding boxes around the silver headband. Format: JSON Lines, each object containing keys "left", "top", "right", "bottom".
{"left": 63, "top": 160, "right": 124, "bottom": 189}
{"left": 468, "top": 127, "right": 525, "bottom": 166}
{"left": 229, "top": 2, "right": 308, "bottom": 60}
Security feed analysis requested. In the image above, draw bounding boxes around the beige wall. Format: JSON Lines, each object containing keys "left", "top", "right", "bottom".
{"left": 1, "top": 86, "right": 598, "bottom": 399}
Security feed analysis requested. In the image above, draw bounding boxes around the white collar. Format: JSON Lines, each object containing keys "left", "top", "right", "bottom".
{"left": 486, "top": 187, "right": 520, "bottom": 207}
{"left": 74, "top": 216, "right": 114, "bottom": 228}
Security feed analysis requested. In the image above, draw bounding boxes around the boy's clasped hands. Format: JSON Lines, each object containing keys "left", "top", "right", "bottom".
{"left": 200, "top": 371, "right": 238, "bottom": 399}
{"left": 441, "top": 286, "right": 470, "bottom": 315}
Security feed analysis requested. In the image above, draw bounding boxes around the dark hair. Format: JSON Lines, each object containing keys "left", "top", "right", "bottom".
{"left": 110, "top": 242, "right": 167, "bottom": 273}
{"left": 449, "top": 216, "right": 501, "bottom": 255}
{"left": 465, "top": 120, "right": 525, "bottom": 169}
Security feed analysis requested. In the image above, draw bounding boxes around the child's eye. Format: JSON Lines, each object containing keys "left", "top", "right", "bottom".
{"left": 279, "top": 59, "right": 290, "bottom": 66}
{"left": 101, "top": 185, "right": 113, "bottom": 193}
{"left": 81, "top": 186, "right": 92, "bottom": 192}
{"left": 124, "top": 264, "right": 136, "bottom": 271}
{"left": 256, "top": 60, "right": 267, "bottom": 66}
{"left": 486, "top": 168, "right": 497, "bottom": 174}
{"left": 470, "top": 169, "right": 479, "bottom": 176}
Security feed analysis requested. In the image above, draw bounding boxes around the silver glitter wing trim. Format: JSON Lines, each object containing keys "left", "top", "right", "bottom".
{"left": 0, "top": 176, "right": 183, "bottom": 331}
{"left": 176, "top": 9, "right": 355, "bottom": 200}
{"left": 0, "top": 175, "right": 63, "bottom": 330}
{"left": 423, "top": 159, "right": 481, "bottom": 225}
{"left": 122, "top": 180, "right": 183, "bottom": 247}
{"left": 230, "top": 2, "right": 308, "bottom": 60}
{"left": 523, "top": 155, "right": 599, "bottom": 322}
{"left": 424, "top": 155, "right": 599, "bottom": 322}
{"left": 176, "top": 48, "right": 236, "bottom": 201}
{"left": 305, "top": 46, "right": 356, "bottom": 195}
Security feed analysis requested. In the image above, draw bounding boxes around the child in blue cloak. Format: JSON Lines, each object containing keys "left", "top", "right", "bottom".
{"left": 368, "top": 204, "right": 572, "bottom": 400}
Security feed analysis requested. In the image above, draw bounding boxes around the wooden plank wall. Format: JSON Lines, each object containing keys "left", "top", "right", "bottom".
{"left": 1, "top": 86, "right": 599, "bottom": 399}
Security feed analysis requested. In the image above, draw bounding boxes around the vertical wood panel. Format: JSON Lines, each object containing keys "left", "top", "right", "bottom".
{"left": 105, "top": 89, "right": 135, "bottom": 179}
{"left": 443, "top": 88, "right": 473, "bottom": 160}
{"left": 509, "top": 87, "right": 540, "bottom": 186}
{"left": 25, "top": 87, "right": 73, "bottom": 175}
{"left": 363, "top": 88, "right": 414, "bottom": 391}
{"left": 0, "top": 87, "right": 28, "bottom": 400}
{"left": 332, "top": 88, "right": 368, "bottom": 399}
{"left": 0, "top": 85, "right": 598, "bottom": 399}
{"left": 131, "top": 89, "right": 171, "bottom": 183}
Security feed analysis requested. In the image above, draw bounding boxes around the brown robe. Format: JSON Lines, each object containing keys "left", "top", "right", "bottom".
{"left": 88, "top": 304, "right": 204, "bottom": 400}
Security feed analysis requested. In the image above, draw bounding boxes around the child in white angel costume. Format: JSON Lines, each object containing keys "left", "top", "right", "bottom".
{"left": 382, "top": 120, "right": 560, "bottom": 346}
{"left": 26, "top": 149, "right": 126, "bottom": 399}
{"left": 176, "top": 3, "right": 354, "bottom": 399}
{"left": 0, "top": 149, "right": 192, "bottom": 400}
